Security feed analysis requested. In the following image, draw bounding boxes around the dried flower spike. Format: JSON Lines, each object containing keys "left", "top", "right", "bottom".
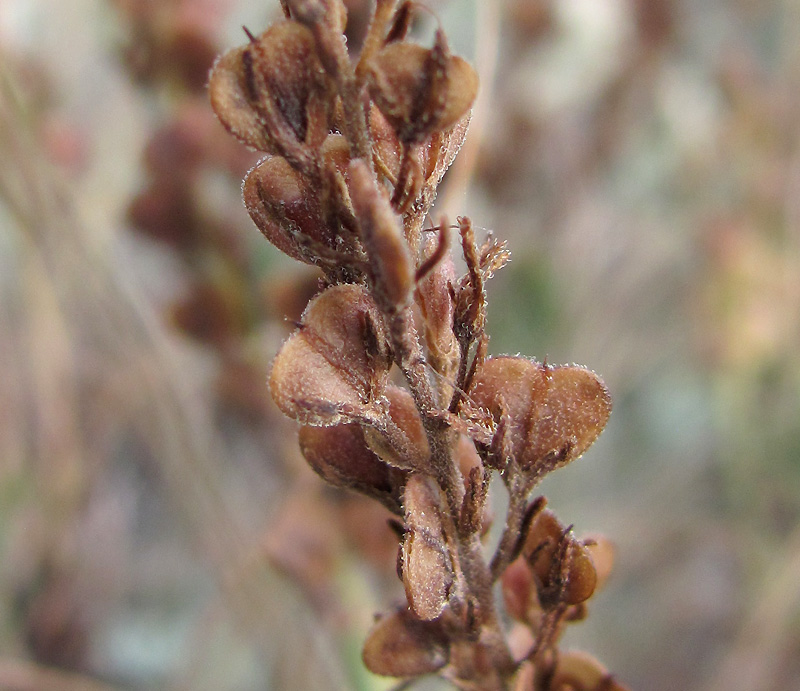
{"left": 208, "top": 1, "right": 625, "bottom": 687}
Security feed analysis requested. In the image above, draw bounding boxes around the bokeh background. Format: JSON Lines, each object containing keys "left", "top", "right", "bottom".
{"left": 1, "top": 0, "right": 799, "bottom": 689}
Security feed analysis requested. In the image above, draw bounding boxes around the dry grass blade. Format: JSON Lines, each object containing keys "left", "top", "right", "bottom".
{"left": 0, "top": 54, "right": 349, "bottom": 690}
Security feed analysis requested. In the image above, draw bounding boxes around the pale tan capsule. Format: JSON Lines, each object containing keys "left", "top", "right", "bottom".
{"left": 209, "top": 20, "right": 326, "bottom": 151}
{"left": 469, "top": 356, "right": 611, "bottom": 478}
{"left": 269, "top": 284, "right": 391, "bottom": 426}
{"left": 402, "top": 474, "right": 454, "bottom": 620}
{"left": 362, "top": 607, "right": 447, "bottom": 677}
{"left": 365, "top": 37, "right": 478, "bottom": 144}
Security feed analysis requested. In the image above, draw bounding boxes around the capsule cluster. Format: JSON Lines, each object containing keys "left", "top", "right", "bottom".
{"left": 210, "top": 2, "right": 623, "bottom": 689}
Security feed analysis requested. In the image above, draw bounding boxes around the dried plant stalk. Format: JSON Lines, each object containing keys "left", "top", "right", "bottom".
{"left": 209, "top": 2, "right": 627, "bottom": 689}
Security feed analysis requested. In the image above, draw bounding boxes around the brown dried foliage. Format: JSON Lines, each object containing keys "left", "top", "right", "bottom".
{"left": 209, "top": 1, "right": 625, "bottom": 688}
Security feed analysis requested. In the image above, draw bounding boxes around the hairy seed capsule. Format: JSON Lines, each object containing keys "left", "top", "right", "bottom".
{"left": 365, "top": 39, "right": 478, "bottom": 143}
{"left": 298, "top": 423, "right": 408, "bottom": 513}
{"left": 523, "top": 509, "right": 598, "bottom": 607}
{"left": 269, "top": 284, "right": 391, "bottom": 426}
{"left": 469, "top": 356, "right": 612, "bottom": 478}
{"left": 362, "top": 607, "right": 448, "bottom": 677}
{"left": 243, "top": 155, "right": 324, "bottom": 263}
{"left": 402, "top": 474, "right": 454, "bottom": 620}
{"left": 209, "top": 20, "right": 328, "bottom": 151}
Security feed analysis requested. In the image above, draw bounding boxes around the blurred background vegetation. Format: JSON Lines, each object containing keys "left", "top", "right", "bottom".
{"left": 1, "top": 0, "right": 799, "bottom": 689}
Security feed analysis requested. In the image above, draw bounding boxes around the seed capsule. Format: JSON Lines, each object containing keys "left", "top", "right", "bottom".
{"left": 402, "top": 474, "right": 455, "bottom": 620}
{"left": 299, "top": 423, "right": 407, "bottom": 513}
{"left": 365, "top": 36, "right": 478, "bottom": 144}
{"left": 362, "top": 607, "right": 448, "bottom": 677}
{"left": 469, "top": 356, "right": 611, "bottom": 478}
{"left": 523, "top": 509, "right": 598, "bottom": 607}
{"left": 209, "top": 20, "right": 328, "bottom": 152}
{"left": 269, "top": 284, "right": 391, "bottom": 426}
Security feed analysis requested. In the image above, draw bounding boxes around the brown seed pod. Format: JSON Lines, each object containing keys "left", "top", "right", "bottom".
{"left": 523, "top": 509, "right": 598, "bottom": 607}
{"left": 469, "top": 356, "right": 612, "bottom": 478}
{"left": 348, "top": 159, "right": 414, "bottom": 310}
{"left": 402, "top": 474, "right": 456, "bottom": 620}
{"left": 298, "top": 422, "right": 408, "bottom": 513}
{"left": 243, "top": 134, "right": 364, "bottom": 266}
{"left": 209, "top": 20, "right": 328, "bottom": 152}
{"left": 365, "top": 37, "right": 478, "bottom": 144}
{"left": 243, "top": 154, "right": 326, "bottom": 263}
{"left": 549, "top": 650, "right": 631, "bottom": 691}
{"left": 362, "top": 385, "right": 430, "bottom": 471}
{"left": 269, "top": 284, "right": 391, "bottom": 426}
{"left": 362, "top": 607, "right": 448, "bottom": 677}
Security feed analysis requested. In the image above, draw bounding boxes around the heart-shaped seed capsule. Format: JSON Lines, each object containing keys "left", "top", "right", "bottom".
{"left": 299, "top": 422, "right": 408, "bottom": 514}
{"left": 269, "top": 284, "right": 391, "bottom": 426}
{"left": 365, "top": 38, "right": 478, "bottom": 144}
{"left": 243, "top": 154, "right": 324, "bottom": 263}
{"left": 523, "top": 509, "right": 597, "bottom": 607}
{"left": 469, "top": 356, "right": 611, "bottom": 478}
{"left": 209, "top": 20, "right": 328, "bottom": 151}
{"left": 362, "top": 607, "right": 448, "bottom": 677}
